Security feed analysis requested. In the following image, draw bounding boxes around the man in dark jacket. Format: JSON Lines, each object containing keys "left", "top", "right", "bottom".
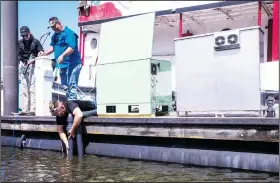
{"left": 17, "top": 26, "right": 44, "bottom": 115}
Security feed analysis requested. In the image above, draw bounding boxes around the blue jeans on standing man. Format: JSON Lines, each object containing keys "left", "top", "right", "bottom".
{"left": 60, "top": 63, "right": 82, "bottom": 100}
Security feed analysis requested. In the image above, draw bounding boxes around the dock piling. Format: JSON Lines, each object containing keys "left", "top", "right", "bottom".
{"left": 18, "top": 134, "right": 26, "bottom": 149}
{"left": 2, "top": 1, "right": 19, "bottom": 115}
{"left": 76, "top": 126, "right": 84, "bottom": 158}
{"left": 66, "top": 114, "right": 74, "bottom": 159}
{"left": 66, "top": 113, "right": 84, "bottom": 159}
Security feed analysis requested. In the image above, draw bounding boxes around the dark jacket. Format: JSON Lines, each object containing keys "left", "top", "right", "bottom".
{"left": 17, "top": 35, "right": 44, "bottom": 64}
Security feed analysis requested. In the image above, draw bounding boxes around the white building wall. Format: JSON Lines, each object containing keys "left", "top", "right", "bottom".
{"left": 79, "top": 32, "right": 100, "bottom": 88}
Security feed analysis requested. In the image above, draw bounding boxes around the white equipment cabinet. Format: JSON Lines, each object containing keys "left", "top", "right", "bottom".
{"left": 174, "top": 26, "right": 264, "bottom": 116}
{"left": 96, "top": 13, "right": 172, "bottom": 116}
{"left": 35, "top": 56, "right": 54, "bottom": 116}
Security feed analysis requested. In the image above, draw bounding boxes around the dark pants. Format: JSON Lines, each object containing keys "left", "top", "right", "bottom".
{"left": 82, "top": 100, "right": 98, "bottom": 117}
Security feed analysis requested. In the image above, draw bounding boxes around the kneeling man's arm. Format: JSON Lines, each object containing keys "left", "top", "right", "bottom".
{"left": 57, "top": 125, "right": 68, "bottom": 148}
{"left": 71, "top": 107, "right": 83, "bottom": 132}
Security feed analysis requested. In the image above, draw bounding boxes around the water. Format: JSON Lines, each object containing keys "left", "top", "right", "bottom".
{"left": 1, "top": 147, "right": 279, "bottom": 182}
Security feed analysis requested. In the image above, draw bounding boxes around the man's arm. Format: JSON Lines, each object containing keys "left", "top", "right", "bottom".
{"left": 66, "top": 101, "right": 83, "bottom": 137}
{"left": 70, "top": 107, "right": 83, "bottom": 136}
{"left": 34, "top": 40, "right": 44, "bottom": 58}
{"left": 60, "top": 32, "right": 77, "bottom": 57}
{"left": 61, "top": 47, "right": 74, "bottom": 58}
{"left": 57, "top": 125, "right": 69, "bottom": 148}
{"left": 44, "top": 46, "right": 54, "bottom": 56}
{"left": 56, "top": 116, "right": 69, "bottom": 154}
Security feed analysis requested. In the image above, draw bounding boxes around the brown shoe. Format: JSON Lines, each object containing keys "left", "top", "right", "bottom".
{"left": 26, "top": 112, "right": 35, "bottom": 116}
{"left": 18, "top": 111, "right": 28, "bottom": 116}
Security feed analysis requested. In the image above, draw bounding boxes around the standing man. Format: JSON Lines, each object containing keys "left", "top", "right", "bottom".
{"left": 17, "top": 26, "right": 44, "bottom": 115}
{"left": 42, "top": 17, "right": 82, "bottom": 100}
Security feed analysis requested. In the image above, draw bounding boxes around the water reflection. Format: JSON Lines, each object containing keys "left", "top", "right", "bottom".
{"left": 1, "top": 147, "right": 279, "bottom": 182}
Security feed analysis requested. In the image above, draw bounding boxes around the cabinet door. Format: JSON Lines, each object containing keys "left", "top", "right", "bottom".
{"left": 96, "top": 59, "right": 152, "bottom": 105}
{"left": 98, "top": 12, "right": 156, "bottom": 65}
{"left": 215, "top": 28, "right": 262, "bottom": 111}
{"left": 175, "top": 35, "right": 219, "bottom": 112}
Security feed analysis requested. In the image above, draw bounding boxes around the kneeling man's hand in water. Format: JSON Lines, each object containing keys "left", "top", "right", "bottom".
{"left": 68, "top": 128, "right": 75, "bottom": 139}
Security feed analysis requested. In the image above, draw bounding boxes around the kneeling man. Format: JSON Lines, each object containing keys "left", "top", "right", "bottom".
{"left": 49, "top": 100, "right": 97, "bottom": 152}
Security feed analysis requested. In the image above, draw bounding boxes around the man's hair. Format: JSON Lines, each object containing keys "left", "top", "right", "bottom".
{"left": 49, "top": 17, "right": 60, "bottom": 23}
{"left": 49, "top": 101, "right": 59, "bottom": 116}
{"left": 48, "top": 17, "right": 61, "bottom": 29}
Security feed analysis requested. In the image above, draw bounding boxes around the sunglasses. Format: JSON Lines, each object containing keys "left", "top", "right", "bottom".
{"left": 51, "top": 106, "right": 58, "bottom": 113}
{"left": 49, "top": 23, "right": 56, "bottom": 28}
{"left": 22, "top": 35, "right": 28, "bottom": 38}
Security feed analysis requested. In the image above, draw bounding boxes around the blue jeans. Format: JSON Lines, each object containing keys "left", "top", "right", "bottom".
{"left": 60, "top": 64, "right": 82, "bottom": 100}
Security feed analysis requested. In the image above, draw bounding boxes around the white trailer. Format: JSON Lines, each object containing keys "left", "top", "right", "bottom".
{"left": 76, "top": 1, "right": 279, "bottom": 117}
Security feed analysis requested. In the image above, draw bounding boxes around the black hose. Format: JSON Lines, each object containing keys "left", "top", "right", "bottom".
{"left": 39, "top": 32, "right": 50, "bottom": 46}
{"left": 23, "top": 62, "right": 31, "bottom": 75}
{"left": 66, "top": 113, "right": 84, "bottom": 159}
{"left": 68, "top": 137, "right": 74, "bottom": 159}
{"left": 76, "top": 126, "right": 84, "bottom": 158}
{"left": 77, "top": 110, "right": 96, "bottom": 157}
{"left": 66, "top": 113, "right": 74, "bottom": 159}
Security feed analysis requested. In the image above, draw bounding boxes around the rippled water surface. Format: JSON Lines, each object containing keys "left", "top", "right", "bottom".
{"left": 1, "top": 147, "right": 279, "bottom": 182}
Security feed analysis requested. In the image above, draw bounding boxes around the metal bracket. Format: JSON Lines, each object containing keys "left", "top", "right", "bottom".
{"left": 261, "top": 2, "right": 273, "bottom": 17}
{"left": 214, "top": 7, "right": 233, "bottom": 20}
{"left": 265, "top": 96, "right": 276, "bottom": 117}
{"left": 183, "top": 13, "right": 201, "bottom": 25}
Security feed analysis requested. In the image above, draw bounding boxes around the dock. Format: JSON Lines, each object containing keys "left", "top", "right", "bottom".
{"left": 2, "top": 116, "right": 279, "bottom": 173}
{"left": 1, "top": 0, "right": 279, "bottom": 175}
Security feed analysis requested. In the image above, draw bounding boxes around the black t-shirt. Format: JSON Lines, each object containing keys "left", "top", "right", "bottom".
{"left": 56, "top": 100, "right": 96, "bottom": 126}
